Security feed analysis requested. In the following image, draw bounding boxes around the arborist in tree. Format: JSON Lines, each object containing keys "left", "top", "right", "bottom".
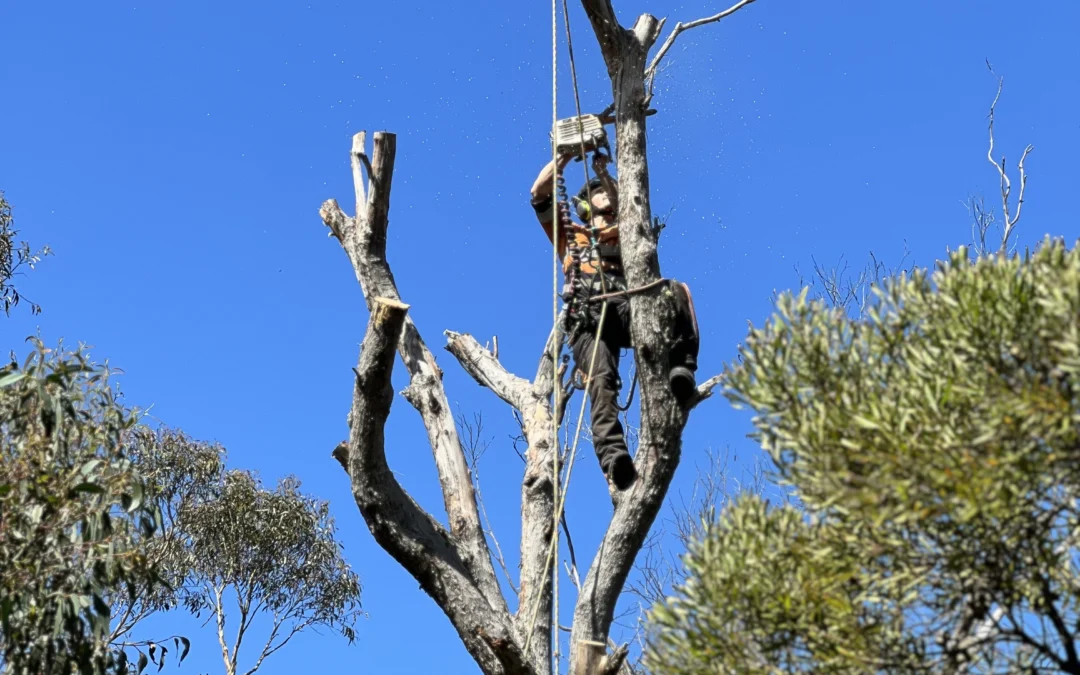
{"left": 529, "top": 142, "right": 699, "bottom": 492}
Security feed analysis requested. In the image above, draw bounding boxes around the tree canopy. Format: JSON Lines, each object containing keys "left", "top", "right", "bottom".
{"left": 647, "top": 240, "right": 1080, "bottom": 673}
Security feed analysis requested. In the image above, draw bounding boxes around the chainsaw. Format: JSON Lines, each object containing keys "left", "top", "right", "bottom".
{"left": 550, "top": 105, "right": 657, "bottom": 158}
{"left": 551, "top": 114, "right": 610, "bottom": 158}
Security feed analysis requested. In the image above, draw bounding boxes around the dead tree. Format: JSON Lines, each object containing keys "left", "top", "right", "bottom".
{"left": 319, "top": 3, "right": 758, "bottom": 673}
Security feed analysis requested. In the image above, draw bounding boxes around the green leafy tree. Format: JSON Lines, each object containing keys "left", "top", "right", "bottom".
{"left": 100, "top": 427, "right": 358, "bottom": 675}
{"left": 646, "top": 240, "right": 1080, "bottom": 673}
{"left": 0, "top": 340, "right": 166, "bottom": 675}
{"left": 0, "top": 192, "right": 50, "bottom": 316}
{"left": 0, "top": 339, "right": 356, "bottom": 675}
{"left": 99, "top": 425, "right": 362, "bottom": 675}
{"left": 104, "top": 428, "right": 221, "bottom": 665}
{"left": 172, "top": 469, "right": 362, "bottom": 675}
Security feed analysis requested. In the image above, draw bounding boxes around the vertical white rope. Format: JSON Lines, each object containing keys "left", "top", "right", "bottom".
{"left": 550, "top": 0, "right": 561, "bottom": 669}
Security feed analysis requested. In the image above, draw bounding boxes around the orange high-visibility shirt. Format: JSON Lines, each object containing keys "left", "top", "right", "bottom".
{"left": 531, "top": 195, "right": 620, "bottom": 275}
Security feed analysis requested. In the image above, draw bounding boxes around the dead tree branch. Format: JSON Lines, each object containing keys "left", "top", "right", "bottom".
{"left": 985, "top": 61, "right": 1033, "bottom": 253}
{"left": 321, "top": 132, "right": 528, "bottom": 674}
{"left": 645, "top": 0, "right": 759, "bottom": 91}
{"left": 568, "top": 2, "right": 745, "bottom": 672}
{"left": 334, "top": 296, "right": 525, "bottom": 674}
{"left": 445, "top": 332, "right": 534, "bottom": 411}
{"left": 446, "top": 329, "right": 560, "bottom": 671}
{"left": 321, "top": 132, "right": 502, "bottom": 614}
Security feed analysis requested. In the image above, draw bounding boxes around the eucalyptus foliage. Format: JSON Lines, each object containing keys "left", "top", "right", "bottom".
{"left": 0, "top": 340, "right": 356, "bottom": 675}
{"left": 0, "top": 192, "right": 49, "bottom": 316}
{"left": 174, "top": 470, "right": 362, "bottom": 675}
{"left": 114, "top": 429, "right": 362, "bottom": 675}
{"left": 647, "top": 240, "right": 1080, "bottom": 673}
{"left": 106, "top": 428, "right": 222, "bottom": 659}
{"left": 0, "top": 340, "right": 162, "bottom": 675}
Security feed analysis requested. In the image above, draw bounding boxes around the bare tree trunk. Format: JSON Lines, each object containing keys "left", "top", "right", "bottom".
{"left": 319, "top": 3, "right": 755, "bottom": 673}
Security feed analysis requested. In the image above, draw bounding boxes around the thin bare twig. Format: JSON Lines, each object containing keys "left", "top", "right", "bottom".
{"left": 645, "top": 0, "right": 759, "bottom": 91}
{"left": 965, "top": 196, "right": 995, "bottom": 256}
{"left": 985, "top": 60, "right": 1034, "bottom": 253}
{"left": 459, "top": 412, "right": 519, "bottom": 596}
{"left": 564, "top": 560, "right": 582, "bottom": 593}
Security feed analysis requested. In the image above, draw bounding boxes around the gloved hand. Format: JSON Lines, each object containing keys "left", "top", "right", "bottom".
{"left": 591, "top": 152, "right": 611, "bottom": 174}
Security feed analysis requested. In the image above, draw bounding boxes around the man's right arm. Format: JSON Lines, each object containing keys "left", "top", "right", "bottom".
{"left": 530, "top": 156, "right": 572, "bottom": 246}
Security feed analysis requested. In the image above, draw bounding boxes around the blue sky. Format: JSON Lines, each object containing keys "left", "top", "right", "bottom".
{"left": 3, "top": 1, "right": 1079, "bottom": 673}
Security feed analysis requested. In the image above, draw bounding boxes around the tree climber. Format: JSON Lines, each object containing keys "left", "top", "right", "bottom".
{"left": 529, "top": 149, "right": 700, "bottom": 492}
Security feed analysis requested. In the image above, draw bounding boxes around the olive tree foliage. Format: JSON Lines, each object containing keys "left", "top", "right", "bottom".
{"left": 0, "top": 340, "right": 166, "bottom": 675}
{"left": 0, "top": 192, "right": 50, "bottom": 316}
{"left": 645, "top": 72, "right": 1047, "bottom": 674}
{"left": 114, "top": 428, "right": 362, "bottom": 675}
{"left": 646, "top": 237, "right": 1080, "bottom": 674}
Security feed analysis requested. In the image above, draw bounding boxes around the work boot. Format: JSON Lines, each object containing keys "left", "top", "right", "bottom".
{"left": 669, "top": 366, "right": 697, "bottom": 406}
{"left": 606, "top": 453, "right": 637, "bottom": 491}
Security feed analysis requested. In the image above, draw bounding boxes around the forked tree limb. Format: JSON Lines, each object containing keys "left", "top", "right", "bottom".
{"left": 320, "top": 131, "right": 504, "bottom": 614}
{"left": 336, "top": 297, "right": 526, "bottom": 674}
{"left": 321, "top": 133, "right": 526, "bottom": 670}
{"left": 984, "top": 65, "right": 1034, "bottom": 252}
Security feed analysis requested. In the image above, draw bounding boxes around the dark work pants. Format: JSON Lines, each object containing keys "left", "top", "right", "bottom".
{"left": 569, "top": 277, "right": 699, "bottom": 477}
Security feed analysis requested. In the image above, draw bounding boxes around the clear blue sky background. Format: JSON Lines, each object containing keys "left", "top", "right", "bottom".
{"left": 3, "top": 1, "right": 1079, "bottom": 673}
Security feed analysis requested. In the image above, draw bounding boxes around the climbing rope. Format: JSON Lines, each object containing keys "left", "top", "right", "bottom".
{"left": 549, "top": 0, "right": 561, "bottom": 666}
